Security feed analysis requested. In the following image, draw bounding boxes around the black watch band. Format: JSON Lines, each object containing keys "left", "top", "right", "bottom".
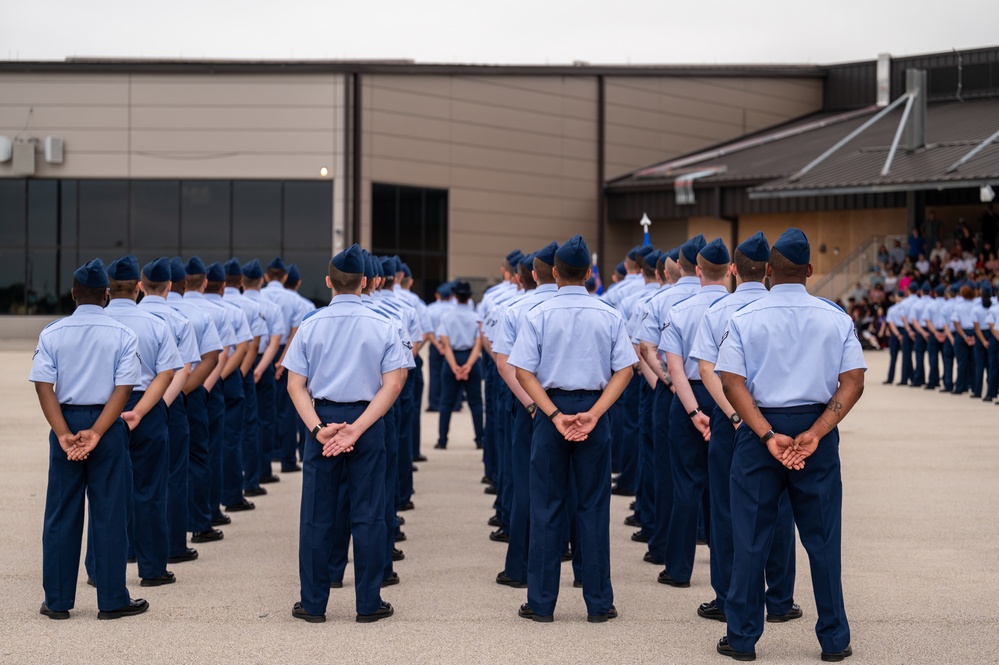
{"left": 759, "top": 429, "right": 776, "bottom": 446}
{"left": 525, "top": 403, "right": 538, "bottom": 416}
{"left": 729, "top": 412, "right": 741, "bottom": 425}
{"left": 311, "top": 423, "right": 325, "bottom": 439}
{"left": 547, "top": 408, "right": 561, "bottom": 421}
{"left": 688, "top": 407, "right": 701, "bottom": 418}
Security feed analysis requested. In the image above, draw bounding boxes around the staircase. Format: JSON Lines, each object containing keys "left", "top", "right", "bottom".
{"left": 809, "top": 234, "right": 905, "bottom": 302}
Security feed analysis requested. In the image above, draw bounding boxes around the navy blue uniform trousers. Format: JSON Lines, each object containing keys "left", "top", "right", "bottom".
{"left": 941, "top": 336, "right": 955, "bottom": 391}
{"left": 972, "top": 336, "right": 987, "bottom": 397}
{"left": 300, "top": 401, "right": 386, "bottom": 616}
{"left": 912, "top": 334, "right": 926, "bottom": 386}
{"left": 647, "top": 381, "right": 674, "bottom": 563}
{"left": 221, "top": 370, "right": 246, "bottom": 506}
{"left": 504, "top": 403, "right": 532, "bottom": 582}
{"left": 885, "top": 334, "right": 900, "bottom": 383}
{"left": 276, "top": 353, "right": 300, "bottom": 471}
{"left": 186, "top": 386, "right": 212, "bottom": 533}
{"left": 206, "top": 382, "right": 226, "bottom": 519}
{"left": 428, "top": 345, "right": 443, "bottom": 411}
{"left": 727, "top": 405, "right": 850, "bottom": 655}
{"left": 954, "top": 331, "right": 974, "bottom": 393}
{"left": 396, "top": 370, "right": 416, "bottom": 510}
{"left": 412, "top": 354, "right": 425, "bottom": 459}
{"left": 255, "top": 353, "right": 277, "bottom": 479}
{"left": 44, "top": 406, "right": 132, "bottom": 612}
{"left": 612, "top": 375, "right": 641, "bottom": 493}
{"left": 241, "top": 368, "right": 262, "bottom": 491}
{"left": 987, "top": 334, "right": 999, "bottom": 399}
{"left": 166, "top": 393, "right": 190, "bottom": 557}
{"left": 437, "top": 349, "right": 485, "bottom": 447}
{"left": 528, "top": 390, "right": 613, "bottom": 617}
{"left": 900, "top": 334, "right": 914, "bottom": 385}
{"left": 664, "top": 381, "right": 715, "bottom": 583}
{"left": 634, "top": 379, "right": 655, "bottom": 537}
{"left": 482, "top": 355, "right": 498, "bottom": 481}
{"left": 925, "top": 335, "right": 941, "bottom": 389}
{"left": 708, "top": 407, "right": 795, "bottom": 616}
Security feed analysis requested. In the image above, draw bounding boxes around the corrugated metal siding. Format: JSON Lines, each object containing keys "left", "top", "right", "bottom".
{"left": 891, "top": 47, "right": 999, "bottom": 101}
{"left": 824, "top": 61, "right": 878, "bottom": 110}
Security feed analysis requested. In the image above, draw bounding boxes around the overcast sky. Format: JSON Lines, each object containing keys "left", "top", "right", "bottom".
{"left": 3, "top": 0, "right": 997, "bottom": 65}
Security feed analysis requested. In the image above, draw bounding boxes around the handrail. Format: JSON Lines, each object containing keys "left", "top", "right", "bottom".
{"left": 809, "top": 234, "right": 905, "bottom": 302}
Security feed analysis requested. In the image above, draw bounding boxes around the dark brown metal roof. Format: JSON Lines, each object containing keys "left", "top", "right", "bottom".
{"left": 607, "top": 98, "right": 999, "bottom": 198}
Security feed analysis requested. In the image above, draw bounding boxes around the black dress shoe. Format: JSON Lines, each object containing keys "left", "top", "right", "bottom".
{"left": 412, "top": 465, "right": 418, "bottom": 472}
{"left": 167, "top": 548, "right": 198, "bottom": 563}
{"left": 698, "top": 599, "right": 725, "bottom": 621}
{"left": 624, "top": 514, "right": 641, "bottom": 527}
{"left": 518, "top": 603, "right": 553, "bottom": 622}
{"left": 643, "top": 552, "right": 665, "bottom": 565}
{"left": 398, "top": 501, "right": 415, "bottom": 511}
{"left": 259, "top": 474, "right": 281, "bottom": 484}
{"left": 281, "top": 464, "right": 302, "bottom": 473}
{"left": 573, "top": 580, "right": 582, "bottom": 588}
{"left": 292, "top": 602, "right": 326, "bottom": 623}
{"left": 98, "top": 598, "right": 149, "bottom": 620}
{"left": 40, "top": 602, "right": 70, "bottom": 620}
{"left": 631, "top": 530, "right": 650, "bottom": 543}
{"left": 86, "top": 578, "right": 96, "bottom": 587}
{"left": 561, "top": 550, "right": 573, "bottom": 562}
{"left": 356, "top": 602, "right": 394, "bottom": 623}
{"left": 414, "top": 454, "right": 428, "bottom": 462}
{"left": 496, "top": 571, "right": 527, "bottom": 588}
{"left": 392, "top": 548, "right": 405, "bottom": 561}
{"left": 127, "top": 556, "right": 137, "bottom": 564}
{"left": 381, "top": 572, "right": 400, "bottom": 587}
{"left": 587, "top": 604, "right": 618, "bottom": 623}
{"left": 696, "top": 538, "right": 709, "bottom": 545}
{"left": 191, "top": 529, "right": 224, "bottom": 543}
{"left": 330, "top": 580, "right": 343, "bottom": 589}
{"left": 766, "top": 603, "right": 803, "bottom": 623}
{"left": 244, "top": 486, "right": 267, "bottom": 497}
{"left": 881, "top": 380, "right": 893, "bottom": 384}
{"left": 484, "top": 485, "right": 497, "bottom": 495}
{"left": 490, "top": 528, "right": 510, "bottom": 543}
{"left": 488, "top": 514, "right": 502, "bottom": 527}
{"left": 425, "top": 407, "right": 438, "bottom": 413}
{"left": 629, "top": 501, "right": 636, "bottom": 510}
{"left": 225, "top": 499, "right": 256, "bottom": 513}
{"left": 211, "top": 514, "right": 232, "bottom": 526}
{"left": 395, "top": 530, "right": 407, "bottom": 542}
{"left": 481, "top": 476, "right": 493, "bottom": 485}
{"left": 396, "top": 515, "right": 405, "bottom": 526}
{"left": 658, "top": 570, "right": 690, "bottom": 587}
{"left": 434, "top": 443, "right": 447, "bottom": 450}
{"left": 610, "top": 486, "right": 635, "bottom": 497}
{"left": 821, "top": 644, "right": 852, "bottom": 662}
{"left": 717, "top": 636, "right": 756, "bottom": 661}
{"left": 140, "top": 572, "right": 176, "bottom": 587}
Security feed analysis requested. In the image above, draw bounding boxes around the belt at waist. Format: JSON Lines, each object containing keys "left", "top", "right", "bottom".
{"left": 60, "top": 404, "right": 104, "bottom": 412}
{"left": 759, "top": 404, "right": 825, "bottom": 416}
{"left": 546, "top": 388, "right": 601, "bottom": 397}
{"left": 314, "top": 398, "right": 370, "bottom": 408}
{"left": 688, "top": 379, "right": 704, "bottom": 386}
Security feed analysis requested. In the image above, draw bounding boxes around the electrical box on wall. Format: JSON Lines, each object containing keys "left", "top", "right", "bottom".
{"left": 12, "top": 142, "right": 35, "bottom": 175}
{"left": 45, "top": 136, "right": 63, "bottom": 164}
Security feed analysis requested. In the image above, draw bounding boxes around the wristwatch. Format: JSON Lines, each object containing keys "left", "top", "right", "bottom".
{"left": 688, "top": 407, "right": 702, "bottom": 418}
{"left": 311, "top": 423, "right": 325, "bottom": 440}
{"left": 729, "top": 413, "right": 741, "bottom": 425}
{"left": 525, "top": 403, "right": 538, "bottom": 416}
{"left": 759, "top": 429, "right": 776, "bottom": 446}
{"left": 547, "top": 408, "right": 562, "bottom": 421}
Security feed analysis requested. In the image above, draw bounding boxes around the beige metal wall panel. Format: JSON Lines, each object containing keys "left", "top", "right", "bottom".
{"left": 365, "top": 156, "right": 452, "bottom": 189}
{"left": 129, "top": 106, "right": 335, "bottom": 131}
{"left": 130, "top": 75, "right": 338, "bottom": 107}
{"left": 128, "top": 152, "right": 339, "bottom": 180}
{"left": 369, "top": 133, "right": 453, "bottom": 164}
{"left": 0, "top": 74, "right": 129, "bottom": 104}
{"left": 0, "top": 105, "right": 130, "bottom": 130}
{"left": 130, "top": 129, "right": 335, "bottom": 154}
{"left": 369, "top": 109, "right": 453, "bottom": 143}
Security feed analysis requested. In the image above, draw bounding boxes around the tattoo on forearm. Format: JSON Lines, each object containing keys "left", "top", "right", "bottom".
{"left": 825, "top": 399, "right": 843, "bottom": 418}
{"left": 752, "top": 400, "right": 762, "bottom": 417}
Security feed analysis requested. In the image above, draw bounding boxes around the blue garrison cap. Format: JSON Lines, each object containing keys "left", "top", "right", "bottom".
{"left": 520, "top": 252, "right": 536, "bottom": 269}
{"left": 584, "top": 276, "right": 597, "bottom": 291}
{"left": 362, "top": 252, "right": 376, "bottom": 280}
{"left": 287, "top": 263, "right": 300, "bottom": 282}
{"left": 142, "top": 257, "right": 172, "bottom": 283}
{"left": 401, "top": 263, "right": 412, "bottom": 278}
{"left": 615, "top": 261, "right": 626, "bottom": 276}
{"left": 506, "top": 249, "right": 524, "bottom": 267}
{"left": 206, "top": 262, "right": 226, "bottom": 282}
{"left": 666, "top": 248, "right": 681, "bottom": 263}
{"left": 224, "top": 257, "right": 242, "bottom": 277}
{"left": 773, "top": 228, "right": 810, "bottom": 265}
{"left": 74, "top": 258, "right": 108, "bottom": 288}
{"left": 699, "top": 237, "right": 730, "bottom": 265}
{"left": 373, "top": 255, "right": 384, "bottom": 278}
{"left": 436, "top": 282, "right": 453, "bottom": 297}
{"left": 453, "top": 281, "right": 472, "bottom": 297}
{"left": 949, "top": 282, "right": 961, "bottom": 295}
{"left": 647, "top": 249, "right": 663, "bottom": 266}
{"left": 185, "top": 256, "right": 207, "bottom": 276}
{"left": 920, "top": 281, "right": 932, "bottom": 293}
{"left": 637, "top": 245, "right": 656, "bottom": 260}
{"left": 268, "top": 257, "right": 287, "bottom": 273}
{"left": 170, "top": 257, "right": 187, "bottom": 281}
{"left": 535, "top": 241, "right": 559, "bottom": 266}
{"left": 379, "top": 256, "right": 395, "bottom": 277}
{"left": 737, "top": 232, "right": 770, "bottom": 262}
{"left": 680, "top": 234, "right": 706, "bottom": 264}
{"left": 556, "top": 234, "right": 591, "bottom": 269}
{"left": 935, "top": 284, "right": 946, "bottom": 296}
{"left": 391, "top": 256, "right": 404, "bottom": 274}
{"left": 331, "top": 244, "right": 364, "bottom": 274}
{"left": 241, "top": 259, "right": 263, "bottom": 280}
{"left": 983, "top": 283, "right": 993, "bottom": 297}
{"left": 107, "top": 255, "right": 140, "bottom": 281}
{"left": 626, "top": 245, "right": 643, "bottom": 261}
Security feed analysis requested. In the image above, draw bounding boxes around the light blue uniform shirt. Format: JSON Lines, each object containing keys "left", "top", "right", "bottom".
{"left": 715, "top": 283, "right": 867, "bottom": 407}
{"left": 952, "top": 297, "right": 977, "bottom": 329}
{"left": 493, "top": 283, "right": 558, "bottom": 356}
{"left": 29, "top": 304, "right": 141, "bottom": 404}
{"left": 508, "top": 285, "right": 638, "bottom": 391}
{"left": 245, "top": 289, "right": 288, "bottom": 342}
{"left": 138, "top": 294, "right": 201, "bottom": 365}
{"left": 376, "top": 290, "right": 423, "bottom": 344}
{"left": 360, "top": 294, "right": 417, "bottom": 370}
{"left": 477, "top": 281, "right": 516, "bottom": 320}
{"left": 605, "top": 273, "right": 643, "bottom": 308}
{"left": 635, "top": 276, "right": 700, "bottom": 347}
{"left": 485, "top": 289, "right": 527, "bottom": 344}
{"left": 972, "top": 298, "right": 991, "bottom": 328}
{"left": 885, "top": 300, "right": 906, "bottom": 327}
{"left": 690, "top": 282, "right": 768, "bottom": 366}
{"left": 395, "top": 285, "right": 433, "bottom": 334}
{"left": 426, "top": 299, "right": 453, "bottom": 335}
{"left": 105, "top": 298, "right": 183, "bottom": 391}
{"left": 926, "top": 297, "right": 947, "bottom": 330}
{"left": 987, "top": 302, "right": 999, "bottom": 329}
{"left": 293, "top": 291, "right": 317, "bottom": 326}
{"left": 184, "top": 291, "right": 236, "bottom": 349}
{"left": 660, "top": 284, "right": 729, "bottom": 380}
{"left": 206, "top": 293, "right": 253, "bottom": 346}
{"left": 624, "top": 282, "right": 663, "bottom": 342}
{"left": 224, "top": 287, "right": 269, "bottom": 339}
{"left": 168, "top": 292, "right": 224, "bottom": 357}
{"left": 262, "top": 281, "right": 300, "bottom": 344}
{"left": 282, "top": 295, "right": 412, "bottom": 402}
{"left": 437, "top": 302, "right": 482, "bottom": 351}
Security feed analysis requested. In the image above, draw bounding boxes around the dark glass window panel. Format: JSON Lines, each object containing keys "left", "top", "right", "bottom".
{"left": 60, "top": 180, "right": 78, "bottom": 250}
{"left": 371, "top": 184, "right": 398, "bottom": 250}
{"left": 963, "top": 64, "right": 990, "bottom": 92}
{"left": 928, "top": 66, "right": 959, "bottom": 97}
{"left": 27, "top": 249, "right": 59, "bottom": 313}
{"left": 283, "top": 250, "right": 331, "bottom": 306}
{"left": 59, "top": 251, "right": 78, "bottom": 312}
{"left": 233, "top": 181, "right": 281, "bottom": 250}
{"left": 0, "top": 248, "right": 26, "bottom": 314}
{"left": 179, "top": 248, "right": 230, "bottom": 272}
{"left": 181, "top": 181, "right": 230, "bottom": 250}
{"left": 0, "top": 179, "right": 27, "bottom": 246}
{"left": 397, "top": 186, "right": 423, "bottom": 252}
{"left": 425, "top": 189, "right": 447, "bottom": 253}
{"left": 131, "top": 180, "right": 180, "bottom": 251}
{"left": 79, "top": 180, "right": 128, "bottom": 249}
{"left": 28, "top": 180, "right": 58, "bottom": 247}
{"left": 284, "top": 182, "right": 333, "bottom": 250}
